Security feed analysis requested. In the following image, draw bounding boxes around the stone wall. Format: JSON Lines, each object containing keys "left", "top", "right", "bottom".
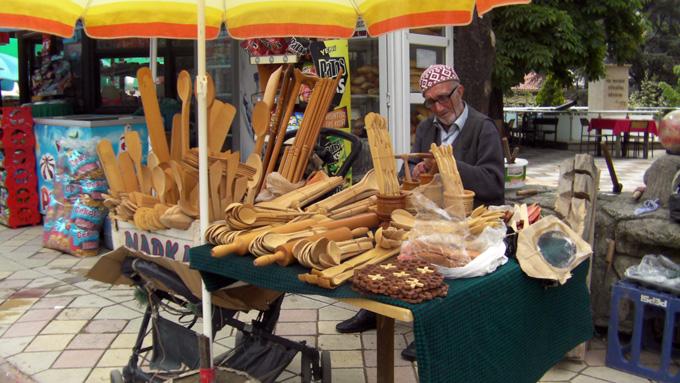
{"left": 506, "top": 186, "right": 680, "bottom": 328}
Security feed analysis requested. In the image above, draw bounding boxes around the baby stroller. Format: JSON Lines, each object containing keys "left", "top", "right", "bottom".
{"left": 108, "top": 255, "right": 331, "bottom": 383}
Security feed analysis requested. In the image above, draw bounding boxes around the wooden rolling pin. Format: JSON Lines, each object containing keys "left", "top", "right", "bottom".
{"left": 254, "top": 227, "right": 368, "bottom": 267}
{"left": 211, "top": 218, "right": 320, "bottom": 257}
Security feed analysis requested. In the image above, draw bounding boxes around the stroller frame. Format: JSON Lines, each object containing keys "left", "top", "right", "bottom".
{"left": 110, "top": 257, "right": 331, "bottom": 383}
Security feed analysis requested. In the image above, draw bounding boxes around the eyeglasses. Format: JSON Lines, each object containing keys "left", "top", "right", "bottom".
{"left": 423, "top": 86, "right": 458, "bottom": 109}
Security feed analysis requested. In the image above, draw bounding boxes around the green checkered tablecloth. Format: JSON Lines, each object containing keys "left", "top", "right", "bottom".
{"left": 190, "top": 245, "right": 593, "bottom": 383}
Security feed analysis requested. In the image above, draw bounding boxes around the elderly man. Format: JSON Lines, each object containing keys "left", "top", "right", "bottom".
{"left": 335, "top": 64, "right": 505, "bottom": 361}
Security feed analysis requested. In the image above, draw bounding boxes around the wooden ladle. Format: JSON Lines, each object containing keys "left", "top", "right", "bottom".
{"left": 251, "top": 101, "right": 270, "bottom": 156}
{"left": 177, "top": 70, "right": 193, "bottom": 157}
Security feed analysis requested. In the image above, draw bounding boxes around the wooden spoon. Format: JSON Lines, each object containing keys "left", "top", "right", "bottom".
{"left": 209, "top": 161, "right": 223, "bottom": 222}
{"left": 170, "top": 113, "right": 182, "bottom": 161}
{"left": 152, "top": 166, "right": 167, "bottom": 203}
{"left": 251, "top": 101, "right": 269, "bottom": 156}
{"left": 137, "top": 67, "right": 170, "bottom": 163}
{"left": 391, "top": 209, "right": 415, "bottom": 230}
{"left": 96, "top": 140, "right": 124, "bottom": 196}
{"left": 208, "top": 100, "right": 236, "bottom": 153}
{"left": 177, "top": 70, "right": 192, "bottom": 157}
{"left": 118, "top": 151, "right": 139, "bottom": 192}
{"left": 124, "top": 131, "right": 145, "bottom": 192}
{"left": 244, "top": 153, "right": 263, "bottom": 204}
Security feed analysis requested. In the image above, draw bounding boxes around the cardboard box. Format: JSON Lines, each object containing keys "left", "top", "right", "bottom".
{"left": 111, "top": 217, "right": 201, "bottom": 262}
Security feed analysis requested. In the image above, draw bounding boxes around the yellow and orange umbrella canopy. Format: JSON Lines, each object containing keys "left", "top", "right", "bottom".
{"left": 0, "top": 0, "right": 529, "bottom": 40}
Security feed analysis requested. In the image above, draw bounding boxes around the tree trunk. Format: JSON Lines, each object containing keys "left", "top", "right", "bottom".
{"left": 453, "top": 11, "right": 495, "bottom": 117}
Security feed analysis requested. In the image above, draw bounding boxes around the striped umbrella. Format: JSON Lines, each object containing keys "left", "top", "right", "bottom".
{"left": 0, "top": 0, "right": 529, "bottom": 39}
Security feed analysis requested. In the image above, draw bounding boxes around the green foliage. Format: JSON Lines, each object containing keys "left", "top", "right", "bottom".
{"left": 629, "top": 66, "right": 680, "bottom": 107}
{"left": 658, "top": 65, "right": 680, "bottom": 106}
{"left": 535, "top": 74, "right": 565, "bottom": 106}
{"left": 492, "top": 0, "right": 645, "bottom": 93}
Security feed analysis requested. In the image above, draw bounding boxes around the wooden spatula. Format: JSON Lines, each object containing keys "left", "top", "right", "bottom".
{"left": 96, "top": 140, "right": 125, "bottom": 196}
{"left": 170, "top": 113, "right": 182, "bottom": 161}
{"left": 209, "top": 161, "right": 223, "bottom": 222}
{"left": 245, "top": 153, "right": 263, "bottom": 205}
{"left": 118, "top": 151, "right": 139, "bottom": 192}
{"left": 137, "top": 67, "right": 170, "bottom": 163}
{"left": 177, "top": 70, "right": 193, "bottom": 157}
{"left": 124, "top": 131, "right": 145, "bottom": 191}
{"left": 208, "top": 100, "right": 237, "bottom": 153}
{"left": 251, "top": 101, "right": 269, "bottom": 156}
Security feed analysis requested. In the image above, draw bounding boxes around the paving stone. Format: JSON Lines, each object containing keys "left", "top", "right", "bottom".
{"left": 122, "top": 317, "right": 142, "bottom": 333}
{"left": 85, "top": 367, "right": 113, "bottom": 383}
{"left": 584, "top": 349, "right": 606, "bottom": 367}
{"left": 4, "top": 320, "right": 48, "bottom": 337}
{"left": 48, "top": 258, "right": 81, "bottom": 268}
{"left": 56, "top": 308, "right": 99, "bottom": 320}
{"left": 318, "top": 320, "right": 341, "bottom": 334}
{"left": 0, "top": 297, "right": 36, "bottom": 311}
{"left": 331, "top": 368, "right": 367, "bottom": 383}
{"left": 554, "top": 360, "right": 588, "bottom": 373}
{"left": 365, "top": 366, "right": 418, "bottom": 383}
{"left": 109, "top": 333, "right": 139, "bottom": 349}
{"left": 281, "top": 295, "right": 329, "bottom": 310}
{"left": 215, "top": 335, "right": 237, "bottom": 349}
{"left": 68, "top": 295, "right": 115, "bottom": 308}
{"left": 46, "top": 285, "right": 89, "bottom": 297}
{"left": 329, "top": 350, "right": 364, "bottom": 368}
{"left": 31, "top": 296, "right": 73, "bottom": 310}
{"left": 6, "top": 270, "right": 43, "bottom": 280}
{"left": 0, "top": 336, "right": 33, "bottom": 357}
{"left": 25, "top": 334, "right": 75, "bottom": 352}
{"left": 279, "top": 309, "right": 318, "bottom": 322}
{"left": 361, "top": 333, "right": 407, "bottom": 350}
{"left": 363, "top": 349, "right": 413, "bottom": 368}
{"left": 97, "top": 349, "right": 130, "bottom": 367}
{"left": 0, "top": 310, "right": 23, "bottom": 325}
{"left": 317, "top": 305, "right": 356, "bottom": 321}
{"left": 53, "top": 349, "right": 105, "bottom": 369}
{"left": 281, "top": 335, "right": 317, "bottom": 348}
{"left": 10, "top": 288, "right": 50, "bottom": 299}
{"left": 93, "top": 305, "right": 141, "bottom": 321}
{"left": 581, "top": 366, "right": 651, "bottom": 383}
{"left": 18, "top": 309, "right": 61, "bottom": 322}
{"left": 7, "top": 351, "right": 60, "bottom": 375}
{"left": 73, "top": 280, "right": 110, "bottom": 292}
{"left": 83, "top": 320, "right": 127, "bottom": 334}
{"left": 568, "top": 375, "right": 613, "bottom": 383}
{"left": 274, "top": 322, "right": 319, "bottom": 336}
{"left": 319, "top": 334, "right": 362, "bottom": 350}
{"left": 68, "top": 333, "right": 116, "bottom": 349}
{"left": 541, "top": 367, "right": 579, "bottom": 381}
{"left": 40, "top": 320, "right": 87, "bottom": 335}
{"left": 32, "top": 367, "right": 91, "bottom": 383}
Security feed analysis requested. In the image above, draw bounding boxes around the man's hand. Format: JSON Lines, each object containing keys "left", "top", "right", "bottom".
{"left": 412, "top": 158, "right": 433, "bottom": 179}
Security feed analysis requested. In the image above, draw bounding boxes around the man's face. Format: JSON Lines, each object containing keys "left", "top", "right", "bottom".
{"left": 423, "top": 80, "right": 464, "bottom": 125}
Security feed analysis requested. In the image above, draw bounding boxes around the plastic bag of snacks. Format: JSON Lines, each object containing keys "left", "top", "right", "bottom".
{"left": 43, "top": 139, "right": 109, "bottom": 256}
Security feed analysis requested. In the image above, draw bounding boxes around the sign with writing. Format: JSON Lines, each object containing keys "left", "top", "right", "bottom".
{"left": 112, "top": 219, "right": 199, "bottom": 262}
{"left": 588, "top": 64, "right": 630, "bottom": 111}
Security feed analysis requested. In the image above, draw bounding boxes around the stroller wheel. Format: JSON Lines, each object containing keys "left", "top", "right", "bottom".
{"left": 109, "top": 369, "right": 124, "bottom": 383}
{"left": 321, "top": 350, "right": 332, "bottom": 383}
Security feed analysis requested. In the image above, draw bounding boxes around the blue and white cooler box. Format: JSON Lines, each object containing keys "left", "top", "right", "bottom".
{"left": 34, "top": 115, "right": 148, "bottom": 213}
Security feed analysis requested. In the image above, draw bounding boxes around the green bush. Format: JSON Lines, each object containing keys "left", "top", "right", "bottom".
{"left": 535, "top": 74, "right": 565, "bottom": 106}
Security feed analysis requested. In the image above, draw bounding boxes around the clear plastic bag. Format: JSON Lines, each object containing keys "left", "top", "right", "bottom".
{"left": 625, "top": 254, "right": 680, "bottom": 294}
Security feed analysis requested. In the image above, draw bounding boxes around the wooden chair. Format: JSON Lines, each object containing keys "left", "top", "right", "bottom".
{"left": 579, "top": 117, "right": 615, "bottom": 156}
{"left": 532, "top": 117, "right": 558, "bottom": 143}
{"left": 628, "top": 120, "right": 652, "bottom": 159}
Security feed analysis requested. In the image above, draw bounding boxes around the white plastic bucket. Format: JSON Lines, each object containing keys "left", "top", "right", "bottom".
{"left": 504, "top": 158, "right": 528, "bottom": 189}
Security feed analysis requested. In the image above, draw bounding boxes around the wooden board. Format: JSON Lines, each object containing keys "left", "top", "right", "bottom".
{"left": 137, "top": 67, "right": 170, "bottom": 163}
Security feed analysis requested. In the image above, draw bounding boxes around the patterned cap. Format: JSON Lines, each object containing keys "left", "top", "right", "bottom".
{"left": 419, "top": 64, "right": 459, "bottom": 93}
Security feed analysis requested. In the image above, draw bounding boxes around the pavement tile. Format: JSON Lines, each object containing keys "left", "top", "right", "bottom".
{"left": 109, "top": 333, "right": 139, "bottom": 349}
{"left": 83, "top": 320, "right": 127, "bottom": 334}
{"left": 10, "top": 288, "right": 50, "bottom": 299}
{"left": 7, "top": 351, "right": 60, "bottom": 375}
{"left": 122, "top": 317, "right": 142, "bottom": 333}
{"left": 0, "top": 310, "right": 23, "bottom": 325}
{"left": 93, "top": 305, "right": 141, "bottom": 320}
{"left": 53, "top": 349, "right": 105, "bottom": 369}
{"left": 362, "top": 349, "right": 413, "bottom": 368}
{"left": 0, "top": 336, "right": 33, "bottom": 357}
{"left": 31, "top": 296, "right": 74, "bottom": 310}
{"left": 282, "top": 335, "right": 316, "bottom": 348}
{"left": 32, "top": 367, "right": 91, "bottom": 383}
{"left": 68, "top": 333, "right": 116, "bottom": 349}
{"left": 318, "top": 320, "right": 341, "bottom": 334}
{"left": 4, "top": 320, "right": 48, "bottom": 338}
{"left": 274, "top": 322, "right": 319, "bottom": 336}
{"left": 69, "top": 295, "right": 115, "bottom": 308}
{"left": 581, "top": 366, "right": 651, "bottom": 383}
{"left": 281, "top": 295, "right": 329, "bottom": 310}
{"left": 85, "top": 367, "right": 113, "bottom": 383}
{"left": 0, "top": 288, "right": 15, "bottom": 301}
{"left": 567, "top": 375, "right": 611, "bottom": 383}
{"left": 328, "top": 350, "right": 364, "bottom": 368}
{"left": 25, "top": 334, "right": 75, "bottom": 352}
{"left": 331, "top": 368, "right": 367, "bottom": 383}
{"left": 26, "top": 277, "right": 65, "bottom": 290}
{"left": 0, "top": 298, "right": 37, "bottom": 312}
{"left": 317, "top": 305, "right": 356, "bottom": 321}
{"left": 555, "top": 359, "right": 588, "bottom": 373}
{"left": 56, "top": 308, "right": 99, "bottom": 320}
{"left": 541, "top": 367, "right": 579, "bottom": 381}
{"left": 45, "top": 285, "right": 89, "bottom": 297}
{"left": 584, "top": 349, "right": 606, "bottom": 367}
{"left": 365, "top": 366, "right": 418, "bottom": 383}
{"left": 6, "top": 270, "right": 43, "bottom": 280}
{"left": 97, "top": 349, "right": 130, "bottom": 367}
{"left": 361, "top": 333, "right": 408, "bottom": 350}
{"left": 319, "top": 334, "right": 362, "bottom": 350}
{"left": 40, "top": 320, "right": 87, "bottom": 335}
{"left": 279, "top": 309, "right": 318, "bottom": 322}
{"left": 18, "top": 309, "right": 61, "bottom": 322}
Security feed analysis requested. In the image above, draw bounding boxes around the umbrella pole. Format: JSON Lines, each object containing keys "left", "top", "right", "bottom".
{"left": 196, "top": 0, "right": 214, "bottom": 375}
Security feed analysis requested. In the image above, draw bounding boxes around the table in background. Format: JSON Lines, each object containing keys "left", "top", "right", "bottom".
{"left": 588, "top": 118, "right": 658, "bottom": 158}
{"left": 190, "top": 245, "right": 593, "bottom": 383}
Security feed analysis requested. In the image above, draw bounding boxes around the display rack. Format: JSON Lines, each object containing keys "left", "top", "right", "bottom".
{"left": 0, "top": 106, "right": 41, "bottom": 228}
{"left": 249, "top": 54, "right": 299, "bottom": 65}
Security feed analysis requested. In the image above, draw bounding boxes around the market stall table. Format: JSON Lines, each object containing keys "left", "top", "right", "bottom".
{"left": 588, "top": 118, "right": 658, "bottom": 158}
{"left": 190, "top": 245, "right": 593, "bottom": 383}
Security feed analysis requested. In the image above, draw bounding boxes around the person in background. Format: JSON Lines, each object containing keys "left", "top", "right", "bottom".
{"left": 336, "top": 64, "right": 505, "bottom": 361}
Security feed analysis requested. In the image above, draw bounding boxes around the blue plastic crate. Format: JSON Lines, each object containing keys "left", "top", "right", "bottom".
{"left": 606, "top": 281, "right": 680, "bottom": 382}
